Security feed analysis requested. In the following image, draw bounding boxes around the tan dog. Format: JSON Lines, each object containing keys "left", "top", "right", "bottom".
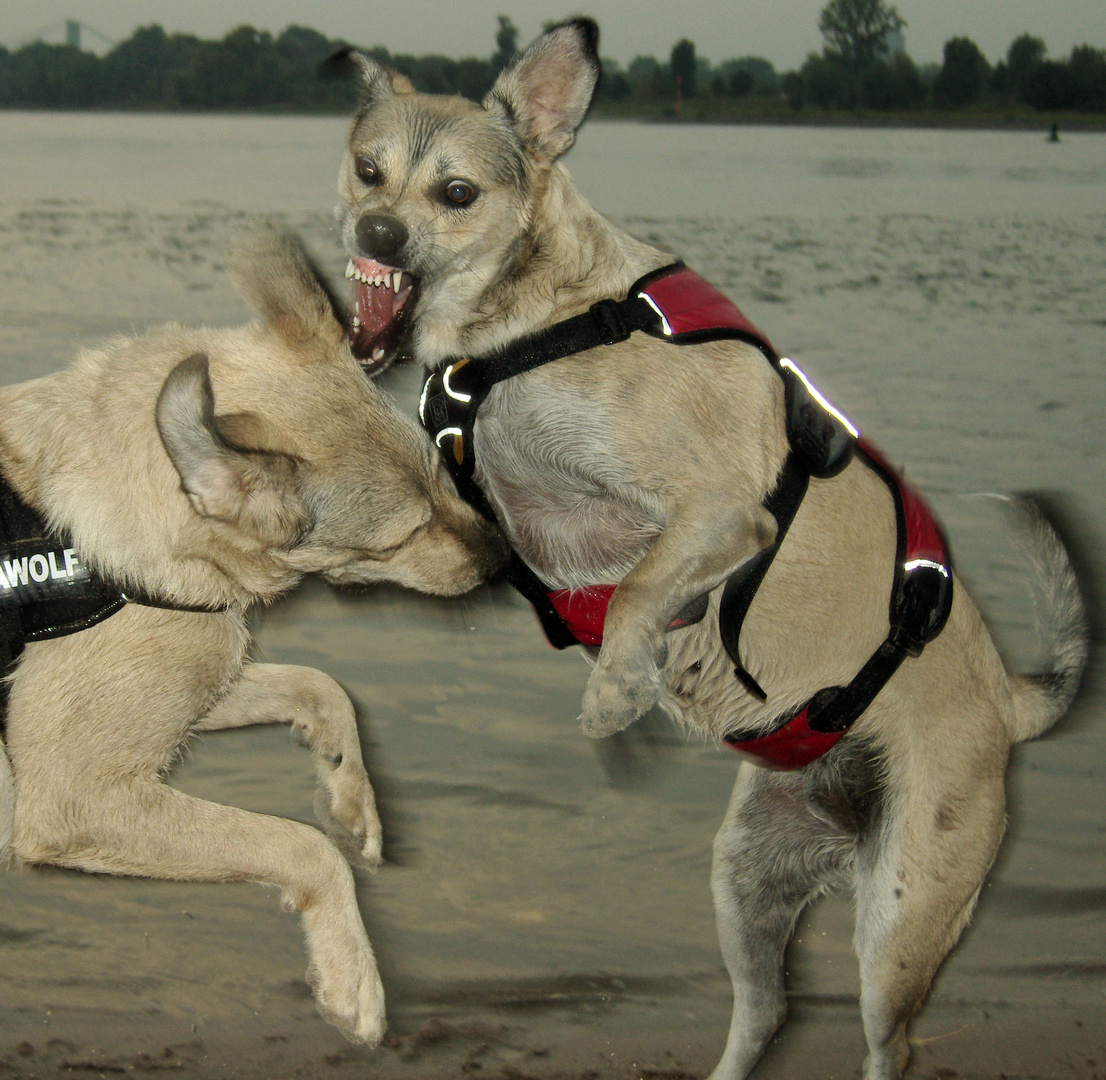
{"left": 334, "top": 21, "right": 1089, "bottom": 1080}
{"left": 0, "top": 225, "right": 504, "bottom": 1046}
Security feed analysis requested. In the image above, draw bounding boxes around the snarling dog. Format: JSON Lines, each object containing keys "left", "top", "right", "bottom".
{"left": 335, "top": 21, "right": 1089, "bottom": 1080}
{"left": 0, "top": 224, "right": 504, "bottom": 1046}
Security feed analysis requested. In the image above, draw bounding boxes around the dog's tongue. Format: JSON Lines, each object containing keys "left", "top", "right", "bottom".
{"left": 346, "top": 257, "right": 416, "bottom": 373}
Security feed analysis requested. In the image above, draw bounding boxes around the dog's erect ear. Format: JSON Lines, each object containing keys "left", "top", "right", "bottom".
{"left": 325, "top": 46, "right": 414, "bottom": 106}
{"left": 227, "top": 222, "right": 346, "bottom": 353}
{"left": 156, "top": 353, "right": 310, "bottom": 547}
{"left": 485, "top": 18, "right": 600, "bottom": 160}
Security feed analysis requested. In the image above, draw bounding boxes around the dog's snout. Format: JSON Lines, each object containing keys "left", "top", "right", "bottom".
{"left": 355, "top": 213, "right": 409, "bottom": 263}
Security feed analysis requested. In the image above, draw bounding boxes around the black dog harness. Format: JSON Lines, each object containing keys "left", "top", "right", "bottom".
{"left": 420, "top": 263, "right": 953, "bottom": 769}
{"left": 0, "top": 470, "right": 225, "bottom": 730}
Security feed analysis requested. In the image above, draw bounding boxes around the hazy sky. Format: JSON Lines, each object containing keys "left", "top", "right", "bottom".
{"left": 2, "top": 0, "right": 1104, "bottom": 71}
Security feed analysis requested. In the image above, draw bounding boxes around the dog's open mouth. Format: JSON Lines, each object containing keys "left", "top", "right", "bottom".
{"left": 345, "top": 257, "right": 417, "bottom": 373}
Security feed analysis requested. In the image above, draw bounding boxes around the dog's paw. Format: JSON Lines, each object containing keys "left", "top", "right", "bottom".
{"left": 309, "top": 951, "right": 387, "bottom": 1046}
{"left": 318, "top": 765, "right": 384, "bottom": 872}
{"left": 579, "top": 662, "right": 660, "bottom": 738}
{"left": 306, "top": 911, "right": 387, "bottom": 1046}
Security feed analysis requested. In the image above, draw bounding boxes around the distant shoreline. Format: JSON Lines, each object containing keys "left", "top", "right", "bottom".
{"left": 590, "top": 101, "right": 1106, "bottom": 133}
{"left": 2, "top": 103, "right": 1102, "bottom": 134}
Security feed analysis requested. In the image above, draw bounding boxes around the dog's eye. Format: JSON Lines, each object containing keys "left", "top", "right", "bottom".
{"left": 355, "top": 156, "right": 380, "bottom": 185}
{"left": 444, "top": 180, "right": 477, "bottom": 207}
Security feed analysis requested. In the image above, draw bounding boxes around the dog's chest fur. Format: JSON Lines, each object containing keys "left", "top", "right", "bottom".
{"left": 471, "top": 372, "right": 667, "bottom": 591}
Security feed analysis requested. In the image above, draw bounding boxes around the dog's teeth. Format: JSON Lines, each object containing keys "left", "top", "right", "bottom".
{"left": 393, "top": 273, "right": 402, "bottom": 294}
{"left": 372, "top": 348, "right": 385, "bottom": 361}
{"left": 345, "top": 259, "right": 355, "bottom": 279}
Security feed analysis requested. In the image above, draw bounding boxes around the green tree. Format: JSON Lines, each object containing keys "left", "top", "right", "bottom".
{"left": 933, "top": 36, "right": 990, "bottom": 107}
{"left": 818, "top": 0, "right": 905, "bottom": 67}
{"left": 800, "top": 52, "right": 857, "bottom": 108}
{"left": 1006, "top": 33, "right": 1047, "bottom": 103}
{"left": 1069, "top": 45, "right": 1106, "bottom": 109}
{"left": 1022, "top": 59, "right": 1077, "bottom": 110}
{"left": 597, "top": 58, "right": 631, "bottom": 101}
{"left": 861, "top": 52, "right": 923, "bottom": 108}
{"left": 671, "top": 38, "right": 697, "bottom": 97}
{"left": 718, "top": 56, "right": 779, "bottom": 94}
{"left": 492, "top": 15, "right": 517, "bottom": 74}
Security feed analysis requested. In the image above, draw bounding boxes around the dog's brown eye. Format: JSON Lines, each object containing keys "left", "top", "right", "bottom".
{"left": 355, "top": 156, "right": 379, "bottom": 185}
{"left": 444, "top": 180, "right": 477, "bottom": 206}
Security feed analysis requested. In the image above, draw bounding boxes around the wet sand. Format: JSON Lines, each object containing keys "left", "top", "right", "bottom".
{"left": 1, "top": 115, "right": 1105, "bottom": 1078}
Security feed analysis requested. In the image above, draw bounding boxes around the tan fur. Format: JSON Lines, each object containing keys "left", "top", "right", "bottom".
{"left": 336, "top": 21, "right": 1088, "bottom": 1080}
{"left": 0, "top": 224, "right": 505, "bottom": 1046}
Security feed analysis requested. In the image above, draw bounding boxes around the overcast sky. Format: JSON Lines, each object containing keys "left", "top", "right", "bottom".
{"left": 2, "top": 0, "right": 1104, "bottom": 71}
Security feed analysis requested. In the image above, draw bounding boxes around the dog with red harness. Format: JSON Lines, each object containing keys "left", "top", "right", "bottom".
{"left": 337, "top": 21, "right": 1088, "bottom": 1079}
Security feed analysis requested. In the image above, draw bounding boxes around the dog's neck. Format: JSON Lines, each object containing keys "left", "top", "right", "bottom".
{"left": 413, "top": 163, "right": 668, "bottom": 365}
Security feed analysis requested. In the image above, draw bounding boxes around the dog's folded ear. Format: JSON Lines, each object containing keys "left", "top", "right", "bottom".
{"left": 227, "top": 222, "right": 347, "bottom": 354}
{"left": 324, "top": 46, "right": 415, "bottom": 105}
{"left": 156, "top": 353, "right": 311, "bottom": 547}
{"left": 484, "top": 18, "right": 600, "bottom": 161}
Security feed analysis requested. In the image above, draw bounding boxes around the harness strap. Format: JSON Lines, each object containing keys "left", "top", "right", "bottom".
{"left": 718, "top": 454, "right": 810, "bottom": 701}
{"left": 722, "top": 440, "right": 953, "bottom": 768}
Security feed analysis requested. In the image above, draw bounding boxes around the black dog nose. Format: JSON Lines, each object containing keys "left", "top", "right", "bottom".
{"left": 354, "top": 213, "right": 409, "bottom": 263}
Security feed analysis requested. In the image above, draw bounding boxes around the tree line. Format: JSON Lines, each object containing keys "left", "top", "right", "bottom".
{"left": 0, "top": 3, "right": 1102, "bottom": 118}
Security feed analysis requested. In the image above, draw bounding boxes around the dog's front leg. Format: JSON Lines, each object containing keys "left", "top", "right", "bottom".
{"left": 580, "top": 499, "right": 776, "bottom": 737}
{"left": 15, "top": 774, "right": 386, "bottom": 1046}
{"left": 196, "top": 663, "right": 381, "bottom": 867}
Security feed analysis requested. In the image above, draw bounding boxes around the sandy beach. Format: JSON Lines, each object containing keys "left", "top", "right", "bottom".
{"left": 1, "top": 113, "right": 1104, "bottom": 1079}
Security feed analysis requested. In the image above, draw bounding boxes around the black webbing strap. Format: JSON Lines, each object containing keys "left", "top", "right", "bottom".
{"left": 476, "top": 295, "right": 661, "bottom": 388}
{"left": 717, "top": 454, "right": 810, "bottom": 700}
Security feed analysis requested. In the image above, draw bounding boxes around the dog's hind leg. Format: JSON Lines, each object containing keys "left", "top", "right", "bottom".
{"left": 851, "top": 755, "right": 1007, "bottom": 1080}
{"left": 196, "top": 663, "right": 381, "bottom": 866}
{"left": 708, "top": 762, "right": 854, "bottom": 1080}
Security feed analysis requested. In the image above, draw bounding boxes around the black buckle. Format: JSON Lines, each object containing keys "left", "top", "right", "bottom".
{"left": 589, "top": 298, "right": 632, "bottom": 345}
{"left": 892, "top": 560, "right": 953, "bottom": 656}
{"left": 781, "top": 365, "right": 856, "bottom": 479}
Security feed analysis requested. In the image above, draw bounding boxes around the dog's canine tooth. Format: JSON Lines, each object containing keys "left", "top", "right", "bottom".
{"left": 392, "top": 273, "right": 402, "bottom": 294}
{"left": 345, "top": 259, "right": 356, "bottom": 280}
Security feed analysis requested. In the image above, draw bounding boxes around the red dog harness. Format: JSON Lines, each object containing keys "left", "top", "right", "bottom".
{"left": 420, "top": 264, "right": 953, "bottom": 768}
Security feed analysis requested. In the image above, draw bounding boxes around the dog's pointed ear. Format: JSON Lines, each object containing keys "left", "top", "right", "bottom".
{"left": 324, "top": 46, "right": 415, "bottom": 105}
{"left": 227, "top": 222, "right": 346, "bottom": 352}
{"left": 484, "top": 18, "right": 600, "bottom": 160}
{"left": 156, "top": 353, "right": 310, "bottom": 546}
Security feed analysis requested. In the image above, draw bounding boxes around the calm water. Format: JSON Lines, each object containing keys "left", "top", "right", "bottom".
{"left": 1, "top": 112, "right": 1104, "bottom": 1074}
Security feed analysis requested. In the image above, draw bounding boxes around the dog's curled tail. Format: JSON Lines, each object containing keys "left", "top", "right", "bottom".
{"left": 0, "top": 734, "right": 13, "bottom": 865}
{"left": 1004, "top": 495, "right": 1091, "bottom": 743}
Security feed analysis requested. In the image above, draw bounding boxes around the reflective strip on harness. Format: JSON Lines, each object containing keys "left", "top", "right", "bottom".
{"left": 636, "top": 264, "right": 773, "bottom": 349}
